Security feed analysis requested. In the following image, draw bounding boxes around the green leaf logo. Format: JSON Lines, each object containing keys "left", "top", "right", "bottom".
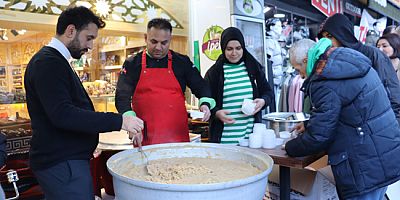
{"left": 202, "top": 25, "right": 224, "bottom": 61}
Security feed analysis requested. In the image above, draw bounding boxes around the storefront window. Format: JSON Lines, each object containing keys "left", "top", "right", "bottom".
{"left": 264, "top": 4, "right": 323, "bottom": 112}
{"left": 0, "top": 26, "right": 188, "bottom": 117}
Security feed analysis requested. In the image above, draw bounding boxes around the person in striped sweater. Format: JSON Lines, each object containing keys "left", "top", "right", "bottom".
{"left": 205, "top": 27, "right": 274, "bottom": 144}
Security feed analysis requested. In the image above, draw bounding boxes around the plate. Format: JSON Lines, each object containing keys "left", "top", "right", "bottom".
{"left": 262, "top": 112, "right": 309, "bottom": 122}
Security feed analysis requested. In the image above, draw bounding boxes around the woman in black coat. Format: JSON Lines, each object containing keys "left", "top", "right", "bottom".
{"left": 204, "top": 27, "right": 274, "bottom": 144}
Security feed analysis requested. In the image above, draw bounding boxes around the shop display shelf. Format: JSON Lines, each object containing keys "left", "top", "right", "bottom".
{"left": 104, "top": 65, "right": 122, "bottom": 70}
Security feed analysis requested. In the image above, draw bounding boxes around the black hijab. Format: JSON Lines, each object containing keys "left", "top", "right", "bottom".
{"left": 217, "top": 27, "right": 259, "bottom": 66}
{"left": 220, "top": 27, "right": 246, "bottom": 53}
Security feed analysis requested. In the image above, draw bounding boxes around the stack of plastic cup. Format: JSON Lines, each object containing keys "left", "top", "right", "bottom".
{"left": 249, "top": 123, "right": 265, "bottom": 148}
{"left": 262, "top": 129, "right": 276, "bottom": 149}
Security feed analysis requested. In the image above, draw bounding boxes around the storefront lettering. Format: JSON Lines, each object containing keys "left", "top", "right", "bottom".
{"left": 345, "top": 2, "right": 362, "bottom": 16}
{"left": 206, "top": 40, "right": 220, "bottom": 52}
{"left": 312, "top": 0, "right": 343, "bottom": 17}
{"left": 358, "top": 26, "right": 368, "bottom": 43}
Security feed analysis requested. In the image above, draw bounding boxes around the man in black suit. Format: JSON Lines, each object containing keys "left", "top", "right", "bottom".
{"left": 24, "top": 6, "right": 144, "bottom": 200}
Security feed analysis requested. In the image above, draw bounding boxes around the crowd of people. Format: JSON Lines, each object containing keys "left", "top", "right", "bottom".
{"left": 0, "top": 4, "right": 394, "bottom": 200}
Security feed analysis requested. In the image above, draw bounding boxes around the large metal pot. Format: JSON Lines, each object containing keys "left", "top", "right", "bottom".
{"left": 107, "top": 143, "right": 273, "bottom": 200}
{"left": 263, "top": 112, "right": 309, "bottom": 137}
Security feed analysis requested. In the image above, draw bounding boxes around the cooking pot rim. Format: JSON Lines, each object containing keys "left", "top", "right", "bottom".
{"left": 106, "top": 143, "right": 274, "bottom": 191}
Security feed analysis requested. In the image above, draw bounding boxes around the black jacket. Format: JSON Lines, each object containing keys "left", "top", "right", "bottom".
{"left": 204, "top": 53, "right": 274, "bottom": 143}
{"left": 0, "top": 133, "right": 5, "bottom": 168}
{"left": 320, "top": 13, "right": 400, "bottom": 122}
{"left": 25, "top": 46, "right": 122, "bottom": 170}
{"left": 115, "top": 50, "right": 212, "bottom": 114}
{"left": 286, "top": 48, "right": 400, "bottom": 198}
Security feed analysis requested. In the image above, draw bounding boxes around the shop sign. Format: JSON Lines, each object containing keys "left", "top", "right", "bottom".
{"left": 231, "top": 0, "right": 264, "bottom": 19}
{"left": 201, "top": 26, "right": 223, "bottom": 61}
{"left": 357, "top": 9, "right": 387, "bottom": 43}
{"left": 388, "top": 0, "right": 400, "bottom": 8}
{"left": 311, "top": 0, "right": 343, "bottom": 17}
{"left": 344, "top": 1, "right": 362, "bottom": 17}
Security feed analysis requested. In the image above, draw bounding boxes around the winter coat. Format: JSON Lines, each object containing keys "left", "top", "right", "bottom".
{"left": 204, "top": 53, "right": 274, "bottom": 143}
{"left": 320, "top": 13, "right": 400, "bottom": 122}
{"left": 285, "top": 47, "right": 400, "bottom": 198}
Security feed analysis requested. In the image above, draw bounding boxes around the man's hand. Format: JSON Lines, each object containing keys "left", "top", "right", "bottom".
{"left": 292, "top": 122, "right": 305, "bottom": 134}
{"left": 216, "top": 110, "right": 236, "bottom": 124}
{"left": 129, "top": 131, "right": 143, "bottom": 148}
{"left": 199, "top": 105, "right": 211, "bottom": 122}
{"left": 93, "top": 148, "right": 102, "bottom": 158}
{"left": 252, "top": 98, "right": 265, "bottom": 115}
{"left": 122, "top": 115, "right": 144, "bottom": 134}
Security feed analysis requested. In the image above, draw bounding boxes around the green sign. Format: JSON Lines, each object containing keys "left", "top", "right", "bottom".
{"left": 202, "top": 25, "right": 224, "bottom": 61}
{"left": 193, "top": 41, "right": 201, "bottom": 72}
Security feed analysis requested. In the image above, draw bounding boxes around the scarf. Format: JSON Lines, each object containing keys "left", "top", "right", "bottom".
{"left": 307, "top": 38, "right": 332, "bottom": 76}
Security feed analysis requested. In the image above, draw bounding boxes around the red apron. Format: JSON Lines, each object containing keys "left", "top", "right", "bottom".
{"left": 131, "top": 50, "right": 189, "bottom": 145}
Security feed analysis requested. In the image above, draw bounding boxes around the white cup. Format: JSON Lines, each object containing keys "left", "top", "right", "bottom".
{"left": 275, "top": 138, "right": 284, "bottom": 146}
{"left": 253, "top": 123, "right": 266, "bottom": 133}
{"left": 249, "top": 132, "right": 263, "bottom": 148}
{"left": 279, "top": 131, "right": 291, "bottom": 139}
{"left": 239, "top": 138, "right": 249, "bottom": 147}
{"left": 262, "top": 129, "right": 276, "bottom": 149}
{"left": 189, "top": 110, "right": 205, "bottom": 119}
{"left": 241, "top": 99, "right": 256, "bottom": 116}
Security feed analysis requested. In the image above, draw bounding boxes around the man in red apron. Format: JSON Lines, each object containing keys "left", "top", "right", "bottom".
{"left": 92, "top": 18, "right": 215, "bottom": 197}
{"left": 116, "top": 18, "right": 215, "bottom": 145}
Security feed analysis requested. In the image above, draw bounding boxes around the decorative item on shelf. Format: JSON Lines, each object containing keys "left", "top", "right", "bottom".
{"left": 126, "top": 46, "right": 145, "bottom": 58}
{"left": 82, "top": 80, "right": 116, "bottom": 97}
{"left": 0, "top": 92, "right": 14, "bottom": 104}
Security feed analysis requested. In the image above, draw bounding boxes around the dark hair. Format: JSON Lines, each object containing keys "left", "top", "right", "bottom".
{"left": 383, "top": 25, "right": 398, "bottom": 36}
{"left": 147, "top": 18, "right": 172, "bottom": 32}
{"left": 56, "top": 6, "right": 106, "bottom": 35}
{"left": 377, "top": 33, "right": 400, "bottom": 59}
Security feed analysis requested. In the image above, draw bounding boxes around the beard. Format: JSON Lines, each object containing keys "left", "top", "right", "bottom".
{"left": 67, "top": 36, "right": 88, "bottom": 59}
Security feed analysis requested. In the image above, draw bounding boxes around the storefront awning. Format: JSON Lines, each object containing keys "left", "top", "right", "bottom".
{"left": 368, "top": 0, "right": 400, "bottom": 22}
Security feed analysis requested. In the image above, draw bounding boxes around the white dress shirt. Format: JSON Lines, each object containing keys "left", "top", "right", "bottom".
{"left": 47, "top": 37, "right": 72, "bottom": 63}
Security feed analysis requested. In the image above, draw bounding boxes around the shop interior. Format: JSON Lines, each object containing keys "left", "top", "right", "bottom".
{"left": 0, "top": 21, "right": 194, "bottom": 199}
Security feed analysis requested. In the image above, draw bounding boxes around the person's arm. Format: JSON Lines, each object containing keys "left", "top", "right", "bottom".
{"left": 0, "top": 133, "right": 6, "bottom": 168}
{"left": 204, "top": 67, "right": 221, "bottom": 113}
{"left": 370, "top": 49, "right": 400, "bottom": 121}
{"left": 183, "top": 56, "right": 215, "bottom": 110}
{"left": 255, "top": 63, "right": 274, "bottom": 109}
{"left": 31, "top": 58, "right": 122, "bottom": 133}
{"left": 285, "top": 85, "right": 340, "bottom": 157}
{"left": 115, "top": 57, "right": 140, "bottom": 115}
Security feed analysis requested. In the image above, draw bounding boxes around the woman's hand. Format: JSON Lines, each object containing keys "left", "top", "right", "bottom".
{"left": 291, "top": 122, "right": 305, "bottom": 133}
{"left": 252, "top": 98, "right": 265, "bottom": 115}
{"left": 216, "top": 110, "right": 236, "bottom": 124}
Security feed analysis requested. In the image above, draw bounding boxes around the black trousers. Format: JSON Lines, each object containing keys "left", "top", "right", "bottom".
{"left": 33, "top": 160, "right": 94, "bottom": 200}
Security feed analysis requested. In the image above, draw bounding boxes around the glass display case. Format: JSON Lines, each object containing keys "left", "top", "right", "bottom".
{"left": 90, "top": 95, "right": 118, "bottom": 113}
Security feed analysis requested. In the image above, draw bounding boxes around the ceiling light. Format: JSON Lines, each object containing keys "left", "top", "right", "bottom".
{"left": 274, "top": 13, "right": 285, "bottom": 18}
{"left": 264, "top": 7, "right": 271, "bottom": 13}
{"left": 18, "top": 30, "right": 26, "bottom": 35}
